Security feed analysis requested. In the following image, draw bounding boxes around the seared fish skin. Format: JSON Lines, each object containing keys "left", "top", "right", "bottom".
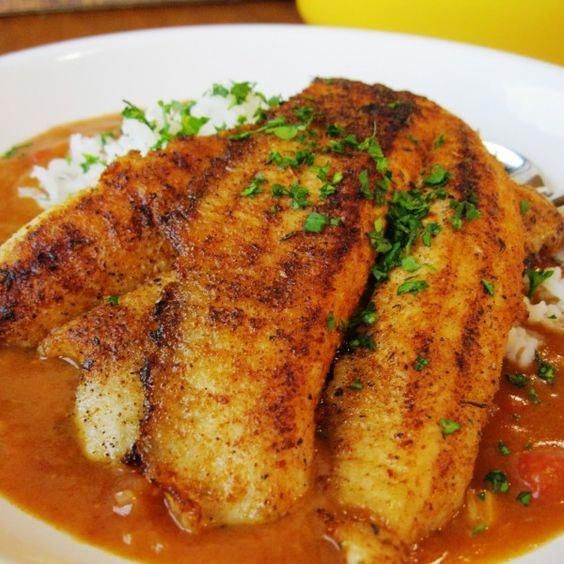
{"left": 324, "top": 92, "right": 526, "bottom": 559}
{"left": 135, "top": 79, "right": 434, "bottom": 532}
{"left": 0, "top": 135, "right": 227, "bottom": 347}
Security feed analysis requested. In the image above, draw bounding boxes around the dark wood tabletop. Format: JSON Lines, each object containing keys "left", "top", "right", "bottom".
{"left": 0, "top": 1, "right": 302, "bottom": 56}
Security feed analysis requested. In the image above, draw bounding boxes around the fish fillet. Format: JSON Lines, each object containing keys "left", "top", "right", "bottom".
{"left": 323, "top": 92, "right": 527, "bottom": 560}
{"left": 0, "top": 135, "right": 228, "bottom": 346}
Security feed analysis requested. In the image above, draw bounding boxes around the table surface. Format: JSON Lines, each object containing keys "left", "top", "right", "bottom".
{"left": 0, "top": 1, "right": 302, "bottom": 56}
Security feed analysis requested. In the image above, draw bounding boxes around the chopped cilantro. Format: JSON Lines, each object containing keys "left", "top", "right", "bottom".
{"left": 349, "top": 334, "right": 376, "bottom": 351}
{"left": 359, "top": 169, "right": 373, "bottom": 200}
{"left": 211, "top": 83, "right": 229, "bottom": 97}
{"left": 516, "top": 491, "right": 532, "bottom": 507}
{"left": 439, "top": 418, "right": 461, "bottom": 437}
{"left": 270, "top": 125, "right": 299, "bottom": 140}
{"left": 528, "top": 387, "right": 540, "bottom": 405}
{"left": 397, "top": 279, "right": 428, "bottom": 296}
{"left": 294, "top": 105, "right": 314, "bottom": 124}
{"left": 423, "top": 165, "right": 449, "bottom": 186}
{"left": 2, "top": 142, "right": 31, "bottom": 159}
{"left": 482, "top": 279, "right": 495, "bottom": 296}
{"left": 526, "top": 268, "right": 554, "bottom": 298}
{"left": 401, "top": 256, "right": 421, "bottom": 273}
{"left": 267, "top": 95, "right": 282, "bottom": 107}
{"left": 122, "top": 100, "right": 153, "bottom": 128}
{"left": 498, "top": 441, "right": 511, "bottom": 456}
{"left": 471, "top": 523, "right": 488, "bottom": 536}
{"left": 484, "top": 470, "right": 510, "bottom": 493}
{"left": 329, "top": 217, "right": 341, "bottom": 226}
{"left": 304, "top": 212, "right": 329, "bottom": 233}
{"left": 422, "top": 222, "right": 441, "bottom": 246}
{"left": 348, "top": 378, "right": 364, "bottom": 391}
{"left": 240, "top": 176, "right": 265, "bottom": 198}
{"left": 326, "top": 312, "right": 336, "bottom": 331}
{"left": 450, "top": 198, "right": 481, "bottom": 230}
{"left": 414, "top": 356, "right": 429, "bottom": 371}
{"left": 349, "top": 302, "right": 377, "bottom": 327}
{"left": 433, "top": 134, "right": 446, "bottom": 149}
{"left": 536, "top": 353, "right": 556, "bottom": 384}
{"left": 80, "top": 153, "right": 104, "bottom": 173}
{"left": 327, "top": 123, "right": 344, "bottom": 137}
{"left": 506, "top": 373, "right": 528, "bottom": 388}
{"left": 107, "top": 295, "right": 120, "bottom": 306}
{"left": 229, "top": 81, "right": 252, "bottom": 105}
{"left": 519, "top": 200, "right": 530, "bottom": 215}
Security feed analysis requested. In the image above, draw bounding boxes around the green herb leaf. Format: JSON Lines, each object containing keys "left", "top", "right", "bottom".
{"left": 397, "top": 279, "right": 429, "bottom": 296}
{"left": 506, "top": 373, "right": 528, "bottom": 388}
{"left": 2, "top": 142, "right": 32, "bottom": 159}
{"left": 519, "top": 200, "right": 530, "bottom": 215}
{"left": 536, "top": 353, "right": 556, "bottom": 384}
{"left": 230, "top": 81, "right": 252, "bottom": 105}
{"left": 484, "top": 470, "right": 510, "bottom": 493}
{"left": 433, "top": 134, "right": 446, "bottom": 149}
{"left": 359, "top": 169, "right": 373, "bottom": 200}
{"left": 240, "top": 176, "right": 265, "bottom": 198}
{"left": 401, "top": 256, "right": 421, "bottom": 273}
{"left": 528, "top": 386, "right": 541, "bottom": 405}
{"left": 327, "top": 123, "right": 344, "bottom": 137}
{"left": 304, "top": 212, "right": 329, "bottom": 233}
{"left": 526, "top": 268, "right": 554, "bottom": 298}
{"left": 423, "top": 165, "right": 449, "bottom": 186}
{"left": 471, "top": 523, "right": 488, "bottom": 536}
{"left": 212, "top": 83, "right": 229, "bottom": 97}
{"left": 414, "top": 356, "right": 429, "bottom": 371}
{"left": 482, "top": 279, "right": 495, "bottom": 296}
{"left": 270, "top": 125, "right": 299, "bottom": 140}
{"left": 439, "top": 418, "right": 461, "bottom": 437}
{"left": 348, "top": 378, "right": 364, "bottom": 391}
{"left": 498, "top": 440, "right": 511, "bottom": 456}
{"left": 326, "top": 312, "right": 336, "bottom": 331}
{"left": 107, "top": 295, "right": 120, "bottom": 306}
{"left": 516, "top": 491, "right": 532, "bottom": 507}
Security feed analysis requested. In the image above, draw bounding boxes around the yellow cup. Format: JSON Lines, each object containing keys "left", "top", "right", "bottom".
{"left": 297, "top": 0, "right": 564, "bottom": 66}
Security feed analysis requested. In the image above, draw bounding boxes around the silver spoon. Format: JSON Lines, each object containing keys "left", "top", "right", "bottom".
{"left": 484, "top": 141, "right": 564, "bottom": 207}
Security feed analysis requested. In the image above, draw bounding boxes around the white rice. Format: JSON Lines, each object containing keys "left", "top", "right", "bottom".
{"left": 18, "top": 82, "right": 274, "bottom": 209}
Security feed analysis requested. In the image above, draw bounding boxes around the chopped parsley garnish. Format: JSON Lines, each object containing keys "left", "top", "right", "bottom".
{"left": 519, "top": 200, "right": 530, "bottom": 215}
{"left": 506, "top": 372, "right": 528, "bottom": 388}
{"left": 433, "top": 134, "right": 446, "bottom": 149}
{"left": 484, "top": 470, "right": 510, "bottom": 493}
{"left": 348, "top": 378, "right": 364, "bottom": 391}
{"left": 294, "top": 105, "right": 315, "bottom": 124}
{"left": 327, "top": 123, "right": 344, "bottom": 137}
{"left": 229, "top": 81, "right": 253, "bottom": 105}
{"left": 401, "top": 256, "right": 421, "bottom": 273}
{"left": 80, "top": 153, "right": 104, "bottom": 173}
{"left": 240, "top": 176, "right": 265, "bottom": 198}
{"left": 414, "top": 356, "right": 429, "bottom": 371}
{"left": 2, "top": 142, "right": 31, "bottom": 159}
{"left": 482, "top": 279, "right": 495, "bottom": 296}
{"left": 211, "top": 83, "right": 229, "bottom": 97}
{"left": 349, "top": 334, "right": 376, "bottom": 351}
{"left": 326, "top": 312, "right": 336, "bottom": 331}
{"left": 471, "top": 523, "right": 488, "bottom": 536}
{"left": 359, "top": 169, "right": 372, "bottom": 199}
{"left": 330, "top": 217, "right": 341, "bottom": 226}
{"left": 270, "top": 125, "right": 299, "bottom": 140}
{"left": 397, "top": 279, "right": 429, "bottom": 296}
{"left": 536, "top": 353, "right": 556, "bottom": 384}
{"left": 516, "top": 491, "right": 532, "bottom": 507}
{"left": 423, "top": 165, "right": 449, "bottom": 186}
{"left": 122, "top": 100, "right": 153, "bottom": 128}
{"left": 526, "top": 268, "right": 554, "bottom": 298}
{"left": 498, "top": 441, "right": 511, "bottom": 456}
{"left": 304, "top": 212, "right": 329, "bottom": 233}
{"left": 349, "top": 302, "right": 377, "bottom": 328}
{"left": 528, "top": 387, "right": 541, "bottom": 405}
{"left": 107, "top": 295, "right": 120, "bottom": 306}
{"left": 439, "top": 418, "right": 461, "bottom": 437}
{"left": 450, "top": 198, "right": 481, "bottom": 230}
{"left": 422, "top": 222, "right": 441, "bottom": 246}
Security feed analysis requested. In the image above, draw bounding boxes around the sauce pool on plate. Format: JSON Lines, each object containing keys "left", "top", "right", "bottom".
{"left": 0, "top": 119, "right": 562, "bottom": 562}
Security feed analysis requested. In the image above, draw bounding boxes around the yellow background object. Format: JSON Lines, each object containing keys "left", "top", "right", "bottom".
{"left": 297, "top": 0, "right": 564, "bottom": 66}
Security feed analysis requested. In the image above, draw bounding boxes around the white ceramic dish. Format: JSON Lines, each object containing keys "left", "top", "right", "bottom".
{"left": 0, "top": 24, "right": 562, "bottom": 563}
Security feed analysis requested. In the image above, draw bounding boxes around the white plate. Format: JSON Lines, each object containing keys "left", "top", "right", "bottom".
{"left": 0, "top": 24, "right": 562, "bottom": 563}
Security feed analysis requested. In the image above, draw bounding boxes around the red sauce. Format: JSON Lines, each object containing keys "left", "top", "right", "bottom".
{"left": 0, "top": 120, "right": 562, "bottom": 562}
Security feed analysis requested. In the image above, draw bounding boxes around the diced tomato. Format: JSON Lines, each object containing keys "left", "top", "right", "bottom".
{"left": 516, "top": 449, "right": 564, "bottom": 500}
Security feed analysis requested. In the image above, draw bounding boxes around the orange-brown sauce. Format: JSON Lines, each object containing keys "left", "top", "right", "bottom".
{"left": 0, "top": 119, "right": 562, "bottom": 562}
